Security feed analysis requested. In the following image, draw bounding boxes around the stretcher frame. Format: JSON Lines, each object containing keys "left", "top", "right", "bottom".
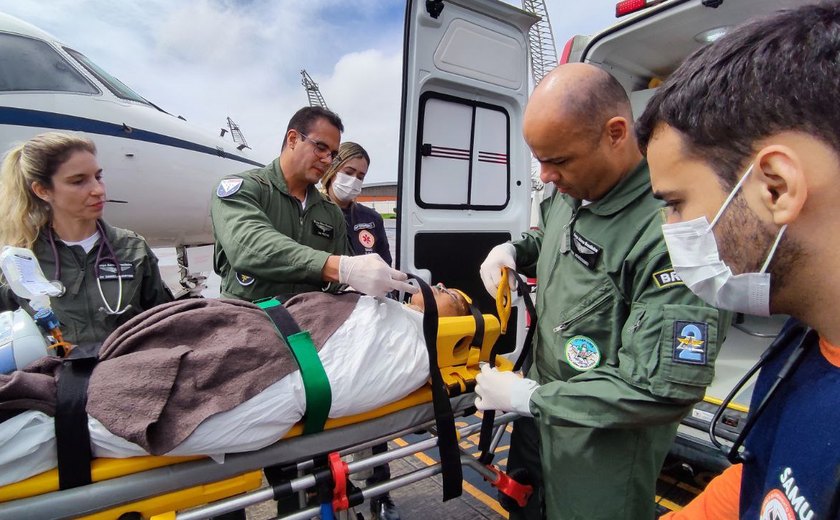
{"left": 0, "top": 285, "right": 529, "bottom": 519}
{"left": 0, "top": 393, "right": 518, "bottom": 519}
{"left": 174, "top": 410, "right": 521, "bottom": 520}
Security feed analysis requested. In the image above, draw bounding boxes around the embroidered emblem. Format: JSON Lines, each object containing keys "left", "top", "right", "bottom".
{"left": 354, "top": 222, "right": 375, "bottom": 231}
{"left": 358, "top": 230, "right": 375, "bottom": 250}
{"left": 216, "top": 178, "right": 243, "bottom": 198}
{"left": 236, "top": 272, "right": 255, "bottom": 286}
{"left": 673, "top": 321, "right": 708, "bottom": 365}
{"left": 653, "top": 268, "right": 683, "bottom": 288}
{"left": 312, "top": 220, "right": 334, "bottom": 239}
{"left": 564, "top": 335, "right": 601, "bottom": 371}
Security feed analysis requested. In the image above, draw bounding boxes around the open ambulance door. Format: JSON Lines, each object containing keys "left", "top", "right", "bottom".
{"left": 397, "top": 0, "right": 536, "bottom": 357}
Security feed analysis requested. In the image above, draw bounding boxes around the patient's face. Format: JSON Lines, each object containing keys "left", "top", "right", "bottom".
{"left": 408, "top": 284, "right": 469, "bottom": 317}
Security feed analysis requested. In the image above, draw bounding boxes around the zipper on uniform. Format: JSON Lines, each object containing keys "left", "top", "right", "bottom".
{"left": 630, "top": 309, "right": 646, "bottom": 333}
{"left": 559, "top": 206, "right": 580, "bottom": 254}
{"left": 553, "top": 292, "right": 611, "bottom": 333}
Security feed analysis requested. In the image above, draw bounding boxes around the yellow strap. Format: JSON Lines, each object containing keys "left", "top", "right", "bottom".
{"left": 496, "top": 268, "right": 512, "bottom": 334}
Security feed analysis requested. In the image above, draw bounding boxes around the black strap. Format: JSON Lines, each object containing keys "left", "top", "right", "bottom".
{"left": 408, "top": 275, "right": 463, "bottom": 501}
{"left": 468, "top": 305, "right": 485, "bottom": 348}
{"left": 261, "top": 300, "right": 303, "bottom": 338}
{"left": 55, "top": 346, "right": 99, "bottom": 490}
{"left": 510, "top": 271, "right": 537, "bottom": 372}
{"left": 477, "top": 271, "right": 537, "bottom": 464}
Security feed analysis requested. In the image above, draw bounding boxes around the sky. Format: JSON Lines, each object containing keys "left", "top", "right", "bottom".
{"left": 0, "top": 0, "right": 619, "bottom": 184}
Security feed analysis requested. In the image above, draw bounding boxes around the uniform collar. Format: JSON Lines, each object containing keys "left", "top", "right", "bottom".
{"left": 563, "top": 159, "right": 650, "bottom": 216}
{"left": 268, "top": 158, "right": 326, "bottom": 207}
{"left": 36, "top": 219, "right": 117, "bottom": 250}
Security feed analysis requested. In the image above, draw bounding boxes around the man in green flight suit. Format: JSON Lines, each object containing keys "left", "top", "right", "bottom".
{"left": 475, "top": 64, "right": 730, "bottom": 519}
{"left": 211, "top": 106, "right": 415, "bottom": 300}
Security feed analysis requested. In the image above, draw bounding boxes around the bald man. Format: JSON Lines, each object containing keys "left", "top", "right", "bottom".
{"left": 475, "top": 64, "right": 730, "bottom": 519}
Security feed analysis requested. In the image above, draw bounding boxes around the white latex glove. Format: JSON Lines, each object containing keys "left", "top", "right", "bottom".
{"left": 474, "top": 364, "right": 539, "bottom": 417}
{"left": 338, "top": 254, "right": 419, "bottom": 298}
{"left": 479, "top": 243, "right": 517, "bottom": 298}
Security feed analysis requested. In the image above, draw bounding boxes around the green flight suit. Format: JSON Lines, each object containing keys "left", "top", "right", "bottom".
{"left": 511, "top": 160, "right": 730, "bottom": 520}
{"left": 0, "top": 221, "right": 173, "bottom": 346}
{"left": 211, "top": 159, "right": 351, "bottom": 301}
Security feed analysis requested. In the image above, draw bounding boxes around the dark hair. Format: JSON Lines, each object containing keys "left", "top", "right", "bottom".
{"left": 567, "top": 67, "right": 633, "bottom": 142}
{"left": 637, "top": 2, "right": 840, "bottom": 189}
{"left": 282, "top": 106, "right": 344, "bottom": 149}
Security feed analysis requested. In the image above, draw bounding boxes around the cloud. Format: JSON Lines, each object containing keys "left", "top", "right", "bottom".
{"left": 0, "top": 0, "right": 617, "bottom": 183}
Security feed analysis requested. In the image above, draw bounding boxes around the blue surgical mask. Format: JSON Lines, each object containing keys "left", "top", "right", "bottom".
{"left": 661, "top": 163, "right": 787, "bottom": 316}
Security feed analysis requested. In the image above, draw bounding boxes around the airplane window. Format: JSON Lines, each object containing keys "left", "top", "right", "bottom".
{"left": 0, "top": 33, "right": 98, "bottom": 94}
{"left": 65, "top": 47, "right": 150, "bottom": 106}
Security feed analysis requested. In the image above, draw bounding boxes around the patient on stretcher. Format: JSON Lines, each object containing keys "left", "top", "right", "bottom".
{"left": 0, "top": 287, "right": 471, "bottom": 486}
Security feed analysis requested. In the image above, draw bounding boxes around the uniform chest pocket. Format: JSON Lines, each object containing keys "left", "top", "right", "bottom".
{"left": 552, "top": 282, "right": 613, "bottom": 336}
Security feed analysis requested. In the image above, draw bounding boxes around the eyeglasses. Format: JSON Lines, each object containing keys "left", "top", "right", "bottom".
{"left": 298, "top": 132, "right": 339, "bottom": 161}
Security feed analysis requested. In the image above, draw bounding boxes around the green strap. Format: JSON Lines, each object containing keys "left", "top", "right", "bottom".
{"left": 256, "top": 297, "right": 332, "bottom": 434}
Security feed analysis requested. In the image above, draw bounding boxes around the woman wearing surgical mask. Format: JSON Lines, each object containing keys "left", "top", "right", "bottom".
{"left": 320, "top": 141, "right": 400, "bottom": 519}
{"left": 320, "top": 141, "right": 392, "bottom": 266}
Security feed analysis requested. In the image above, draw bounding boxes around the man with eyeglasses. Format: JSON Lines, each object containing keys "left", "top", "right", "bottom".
{"left": 211, "top": 106, "right": 416, "bottom": 301}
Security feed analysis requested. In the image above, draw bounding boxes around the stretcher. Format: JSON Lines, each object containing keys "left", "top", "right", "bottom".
{"left": 0, "top": 279, "right": 533, "bottom": 519}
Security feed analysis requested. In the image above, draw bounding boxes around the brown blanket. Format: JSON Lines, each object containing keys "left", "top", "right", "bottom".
{"left": 0, "top": 293, "right": 360, "bottom": 454}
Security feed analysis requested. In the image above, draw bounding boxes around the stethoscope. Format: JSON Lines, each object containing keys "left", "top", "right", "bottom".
{"left": 709, "top": 323, "right": 815, "bottom": 464}
{"left": 47, "top": 220, "right": 131, "bottom": 315}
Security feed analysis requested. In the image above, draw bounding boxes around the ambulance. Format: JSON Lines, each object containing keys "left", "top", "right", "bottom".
{"left": 397, "top": 0, "right": 815, "bottom": 476}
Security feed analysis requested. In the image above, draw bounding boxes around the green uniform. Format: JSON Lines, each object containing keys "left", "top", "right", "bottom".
{"left": 211, "top": 159, "right": 351, "bottom": 301}
{"left": 511, "top": 160, "right": 730, "bottom": 519}
{"left": 0, "top": 221, "right": 172, "bottom": 346}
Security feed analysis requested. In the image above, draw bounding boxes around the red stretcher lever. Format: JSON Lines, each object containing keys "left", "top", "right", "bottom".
{"left": 485, "top": 464, "right": 533, "bottom": 508}
{"left": 328, "top": 451, "right": 350, "bottom": 512}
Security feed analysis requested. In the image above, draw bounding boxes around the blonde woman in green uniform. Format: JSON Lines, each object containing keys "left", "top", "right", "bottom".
{"left": 0, "top": 132, "right": 172, "bottom": 345}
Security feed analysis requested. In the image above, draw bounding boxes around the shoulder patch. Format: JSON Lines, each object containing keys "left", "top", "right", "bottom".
{"left": 653, "top": 268, "right": 683, "bottom": 288}
{"left": 672, "top": 321, "right": 708, "bottom": 365}
{"left": 217, "top": 178, "right": 244, "bottom": 198}
{"left": 236, "top": 272, "right": 255, "bottom": 286}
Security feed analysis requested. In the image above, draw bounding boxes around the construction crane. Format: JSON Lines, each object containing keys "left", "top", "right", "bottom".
{"left": 300, "top": 69, "right": 329, "bottom": 108}
{"left": 225, "top": 117, "right": 250, "bottom": 150}
{"left": 522, "top": 0, "right": 559, "bottom": 87}
{"left": 521, "top": 0, "right": 559, "bottom": 204}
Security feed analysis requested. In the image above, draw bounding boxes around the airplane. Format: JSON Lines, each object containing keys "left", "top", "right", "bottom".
{"left": 0, "top": 11, "right": 264, "bottom": 294}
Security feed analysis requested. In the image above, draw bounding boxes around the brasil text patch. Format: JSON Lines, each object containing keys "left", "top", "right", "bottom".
{"left": 653, "top": 268, "right": 683, "bottom": 288}
{"left": 672, "top": 321, "right": 708, "bottom": 365}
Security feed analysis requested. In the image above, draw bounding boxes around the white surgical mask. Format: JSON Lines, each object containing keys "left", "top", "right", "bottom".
{"left": 332, "top": 171, "right": 363, "bottom": 203}
{"left": 661, "top": 163, "right": 787, "bottom": 316}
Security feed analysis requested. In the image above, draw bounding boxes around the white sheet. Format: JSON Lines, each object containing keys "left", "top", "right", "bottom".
{"left": 0, "top": 296, "right": 431, "bottom": 486}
